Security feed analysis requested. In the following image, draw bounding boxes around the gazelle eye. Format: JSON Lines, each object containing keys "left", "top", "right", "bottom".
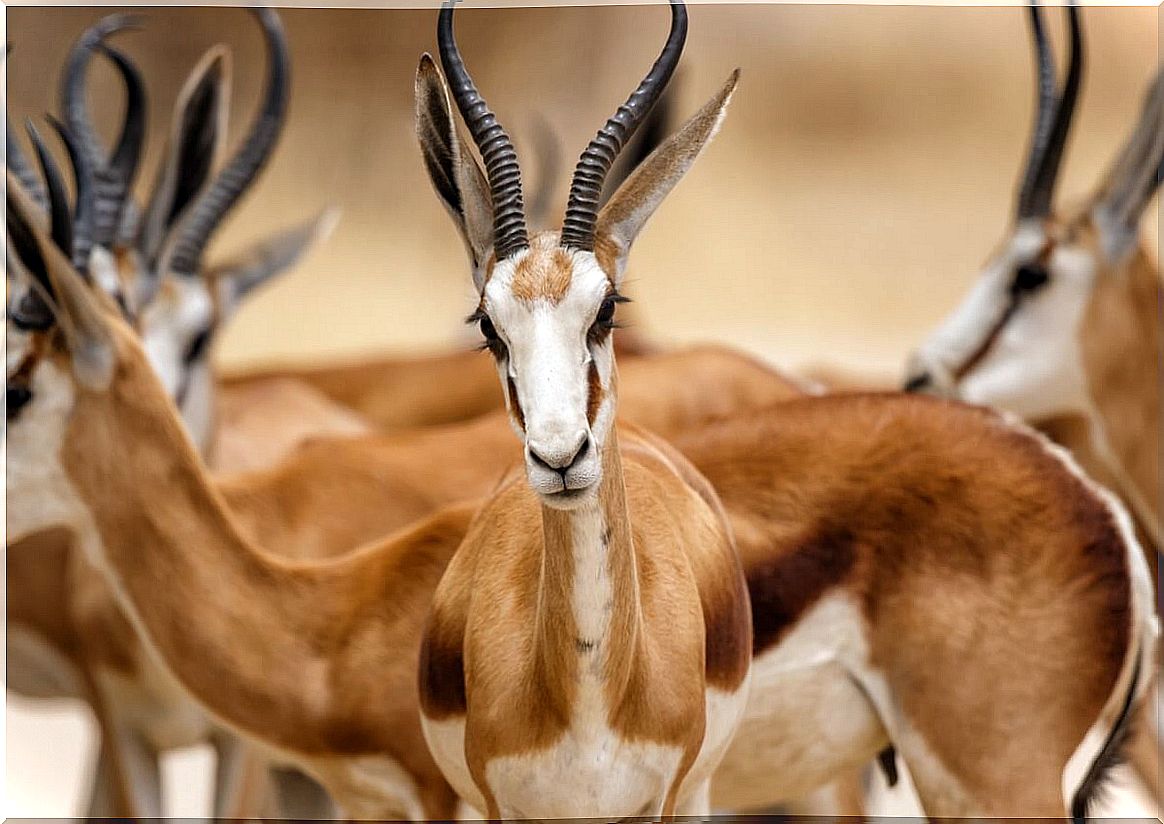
{"left": 596, "top": 297, "right": 616, "bottom": 325}
{"left": 6, "top": 383, "right": 32, "bottom": 420}
{"left": 1011, "top": 264, "right": 1050, "bottom": 295}
{"left": 479, "top": 314, "right": 499, "bottom": 342}
{"left": 183, "top": 328, "right": 213, "bottom": 366}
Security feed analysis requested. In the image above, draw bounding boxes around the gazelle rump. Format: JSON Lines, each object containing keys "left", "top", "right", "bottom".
{"left": 415, "top": 2, "right": 753, "bottom": 817}
{"left": 905, "top": 7, "right": 1162, "bottom": 805}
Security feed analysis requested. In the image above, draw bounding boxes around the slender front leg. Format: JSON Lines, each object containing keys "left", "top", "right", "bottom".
{"left": 268, "top": 765, "right": 339, "bottom": 820}
{"left": 210, "top": 730, "right": 276, "bottom": 819}
{"left": 107, "top": 721, "right": 163, "bottom": 818}
{"left": 674, "top": 780, "right": 712, "bottom": 817}
{"left": 82, "top": 685, "right": 162, "bottom": 820}
{"left": 83, "top": 740, "right": 119, "bottom": 820}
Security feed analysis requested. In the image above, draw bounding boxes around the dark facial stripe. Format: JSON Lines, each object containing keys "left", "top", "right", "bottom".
{"left": 418, "top": 624, "right": 467, "bottom": 719}
{"left": 586, "top": 361, "right": 604, "bottom": 426}
{"left": 953, "top": 242, "right": 1054, "bottom": 381}
{"left": 952, "top": 299, "right": 1022, "bottom": 381}
{"left": 507, "top": 375, "right": 525, "bottom": 431}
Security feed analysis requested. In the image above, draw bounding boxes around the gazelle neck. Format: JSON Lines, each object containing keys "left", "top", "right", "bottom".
{"left": 537, "top": 424, "right": 642, "bottom": 704}
{"left": 1079, "top": 240, "right": 1161, "bottom": 545}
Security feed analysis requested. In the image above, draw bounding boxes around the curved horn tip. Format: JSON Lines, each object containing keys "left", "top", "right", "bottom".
{"left": 83, "top": 12, "right": 147, "bottom": 39}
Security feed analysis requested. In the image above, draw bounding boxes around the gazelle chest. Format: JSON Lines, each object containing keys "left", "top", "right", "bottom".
{"left": 484, "top": 716, "right": 686, "bottom": 819}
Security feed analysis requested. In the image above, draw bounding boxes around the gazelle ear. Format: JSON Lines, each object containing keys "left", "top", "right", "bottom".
{"left": 138, "top": 46, "right": 231, "bottom": 268}
{"left": 208, "top": 207, "right": 340, "bottom": 308}
{"left": 415, "top": 53, "right": 494, "bottom": 291}
{"left": 7, "top": 169, "right": 115, "bottom": 390}
{"left": 596, "top": 70, "right": 738, "bottom": 282}
{"left": 1092, "top": 68, "right": 1164, "bottom": 263}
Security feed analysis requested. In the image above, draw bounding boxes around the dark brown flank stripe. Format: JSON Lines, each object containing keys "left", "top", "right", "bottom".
{"left": 418, "top": 615, "right": 467, "bottom": 718}
{"left": 746, "top": 526, "right": 857, "bottom": 653}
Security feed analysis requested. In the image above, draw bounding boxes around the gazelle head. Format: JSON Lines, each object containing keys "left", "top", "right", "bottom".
{"left": 8, "top": 11, "right": 334, "bottom": 453}
{"left": 905, "top": 6, "right": 1163, "bottom": 423}
{"left": 417, "top": 0, "right": 736, "bottom": 507}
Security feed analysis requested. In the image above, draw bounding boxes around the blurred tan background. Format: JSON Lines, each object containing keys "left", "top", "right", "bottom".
{"left": 6, "top": 3, "right": 1159, "bottom": 379}
{"left": 5, "top": 1, "right": 1160, "bottom": 817}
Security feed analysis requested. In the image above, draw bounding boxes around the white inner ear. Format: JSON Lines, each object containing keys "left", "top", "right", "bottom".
{"left": 456, "top": 151, "right": 495, "bottom": 291}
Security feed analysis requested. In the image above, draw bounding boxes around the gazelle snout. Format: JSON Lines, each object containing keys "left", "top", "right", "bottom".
{"left": 528, "top": 430, "right": 591, "bottom": 471}
{"left": 524, "top": 426, "right": 602, "bottom": 504}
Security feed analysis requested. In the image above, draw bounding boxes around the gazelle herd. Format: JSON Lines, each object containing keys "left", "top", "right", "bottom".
{"left": 5, "top": 2, "right": 1160, "bottom": 821}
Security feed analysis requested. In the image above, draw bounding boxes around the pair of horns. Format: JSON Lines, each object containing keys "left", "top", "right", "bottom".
{"left": 164, "top": 7, "right": 290, "bottom": 276}
{"left": 1016, "top": 2, "right": 1083, "bottom": 220}
{"left": 437, "top": 0, "right": 687, "bottom": 257}
{"left": 13, "top": 8, "right": 290, "bottom": 276}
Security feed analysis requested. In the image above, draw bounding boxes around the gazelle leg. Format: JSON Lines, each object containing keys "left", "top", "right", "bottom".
{"left": 674, "top": 780, "right": 712, "bottom": 817}
{"left": 268, "top": 765, "right": 339, "bottom": 819}
{"left": 83, "top": 740, "right": 120, "bottom": 819}
{"left": 106, "top": 719, "right": 163, "bottom": 818}
{"left": 210, "top": 730, "right": 278, "bottom": 819}
{"left": 81, "top": 671, "right": 160, "bottom": 819}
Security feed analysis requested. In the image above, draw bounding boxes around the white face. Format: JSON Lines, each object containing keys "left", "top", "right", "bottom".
{"left": 137, "top": 275, "right": 219, "bottom": 453}
{"left": 4, "top": 319, "right": 86, "bottom": 542}
{"left": 906, "top": 219, "right": 1098, "bottom": 422}
{"left": 478, "top": 245, "right": 619, "bottom": 509}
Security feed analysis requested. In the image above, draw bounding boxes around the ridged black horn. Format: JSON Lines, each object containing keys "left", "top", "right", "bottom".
{"left": 561, "top": 0, "right": 687, "bottom": 251}
{"left": 26, "top": 120, "right": 74, "bottom": 262}
{"left": 47, "top": 116, "right": 97, "bottom": 274}
{"left": 438, "top": 0, "right": 529, "bottom": 260}
{"left": 165, "top": 8, "right": 290, "bottom": 276}
{"left": 1017, "top": 4, "right": 1083, "bottom": 219}
{"left": 60, "top": 14, "right": 146, "bottom": 248}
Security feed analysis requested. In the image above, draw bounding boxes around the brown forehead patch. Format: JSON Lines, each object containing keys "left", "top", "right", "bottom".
{"left": 509, "top": 234, "right": 575, "bottom": 304}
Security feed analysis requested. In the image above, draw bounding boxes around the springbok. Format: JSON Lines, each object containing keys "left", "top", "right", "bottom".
{"left": 904, "top": 6, "right": 1162, "bottom": 804}
{"left": 415, "top": 3, "right": 753, "bottom": 818}
{"left": 6, "top": 11, "right": 345, "bottom": 818}
{"left": 412, "top": 1, "right": 1157, "bottom": 818}
{"left": 3, "top": 153, "right": 799, "bottom": 820}
{"left": 905, "top": 6, "right": 1161, "bottom": 557}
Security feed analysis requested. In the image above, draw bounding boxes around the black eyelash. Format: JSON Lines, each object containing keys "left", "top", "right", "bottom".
{"left": 466, "top": 307, "right": 507, "bottom": 358}
{"left": 588, "top": 292, "right": 630, "bottom": 346}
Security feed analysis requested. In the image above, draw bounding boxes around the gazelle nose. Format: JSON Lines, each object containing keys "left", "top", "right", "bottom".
{"left": 903, "top": 372, "right": 932, "bottom": 393}
{"left": 529, "top": 434, "right": 591, "bottom": 473}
